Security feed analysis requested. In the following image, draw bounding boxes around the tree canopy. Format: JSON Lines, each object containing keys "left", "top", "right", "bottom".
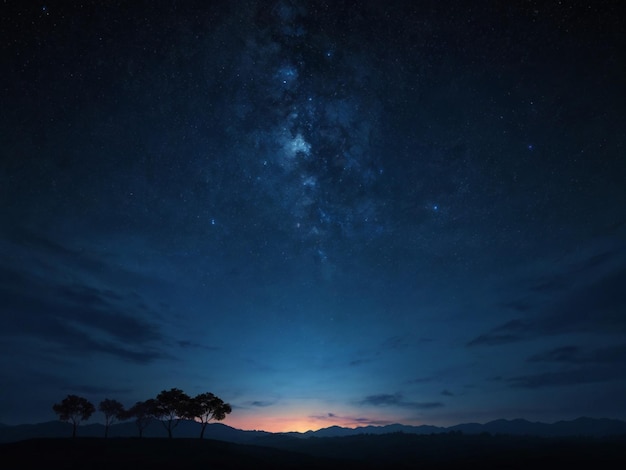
{"left": 98, "top": 398, "right": 125, "bottom": 438}
{"left": 187, "top": 392, "right": 233, "bottom": 439}
{"left": 52, "top": 394, "right": 96, "bottom": 438}
{"left": 121, "top": 399, "right": 157, "bottom": 438}
{"left": 153, "top": 388, "right": 191, "bottom": 438}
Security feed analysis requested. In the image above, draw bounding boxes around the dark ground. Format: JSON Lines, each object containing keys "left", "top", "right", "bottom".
{"left": 3, "top": 433, "right": 626, "bottom": 469}
{"left": 0, "top": 437, "right": 351, "bottom": 470}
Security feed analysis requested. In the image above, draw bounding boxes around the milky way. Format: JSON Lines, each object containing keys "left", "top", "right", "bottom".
{"left": 199, "top": 3, "right": 384, "bottom": 272}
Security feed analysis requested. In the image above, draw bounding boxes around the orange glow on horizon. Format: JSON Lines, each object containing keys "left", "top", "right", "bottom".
{"left": 223, "top": 410, "right": 404, "bottom": 433}
{"left": 225, "top": 416, "right": 361, "bottom": 433}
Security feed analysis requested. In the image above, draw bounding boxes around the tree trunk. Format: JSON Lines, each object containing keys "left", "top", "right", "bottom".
{"left": 104, "top": 425, "right": 109, "bottom": 438}
{"left": 167, "top": 427, "right": 173, "bottom": 439}
{"left": 72, "top": 422, "right": 77, "bottom": 439}
{"left": 200, "top": 424, "right": 207, "bottom": 439}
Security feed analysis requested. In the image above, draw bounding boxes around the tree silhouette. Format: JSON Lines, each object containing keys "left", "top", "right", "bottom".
{"left": 187, "top": 392, "right": 233, "bottom": 439}
{"left": 153, "top": 388, "right": 190, "bottom": 438}
{"left": 98, "top": 398, "right": 125, "bottom": 438}
{"left": 121, "top": 399, "right": 156, "bottom": 438}
{"left": 52, "top": 394, "right": 96, "bottom": 438}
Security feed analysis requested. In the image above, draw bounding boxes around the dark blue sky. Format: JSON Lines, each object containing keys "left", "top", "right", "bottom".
{"left": 1, "top": 0, "right": 625, "bottom": 432}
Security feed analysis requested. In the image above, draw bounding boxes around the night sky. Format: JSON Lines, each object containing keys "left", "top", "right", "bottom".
{"left": 1, "top": 1, "right": 625, "bottom": 433}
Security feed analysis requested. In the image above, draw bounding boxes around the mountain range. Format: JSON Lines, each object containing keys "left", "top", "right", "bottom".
{"left": 1, "top": 417, "right": 625, "bottom": 444}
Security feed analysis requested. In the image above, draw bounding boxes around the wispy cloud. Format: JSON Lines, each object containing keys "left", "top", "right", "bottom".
{"left": 407, "top": 376, "right": 436, "bottom": 385}
{"left": 468, "top": 265, "right": 626, "bottom": 347}
{"left": 528, "top": 344, "right": 626, "bottom": 365}
{"left": 466, "top": 319, "right": 528, "bottom": 346}
{"left": 177, "top": 340, "right": 220, "bottom": 352}
{"left": 309, "top": 412, "right": 394, "bottom": 426}
{"left": 249, "top": 400, "right": 276, "bottom": 407}
{"left": 349, "top": 358, "right": 372, "bottom": 367}
{"left": 347, "top": 335, "right": 415, "bottom": 368}
{"left": 0, "top": 262, "right": 169, "bottom": 364}
{"left": 358, "top": 393, "right": 443, "bottom": 409}
{"left": 503, "top": 342, "right": 626, "bottom": 389}
{"left": 507, "top": 366, "right": 625, "bottom": 389}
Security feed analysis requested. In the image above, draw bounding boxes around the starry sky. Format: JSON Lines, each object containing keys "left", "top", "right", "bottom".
{"left": 1, "top": 1, "right": 625, "bottom": 433}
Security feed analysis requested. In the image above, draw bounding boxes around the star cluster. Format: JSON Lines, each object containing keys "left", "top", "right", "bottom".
{"left": 225, "top": 3, "right": 387, "bottom": 269}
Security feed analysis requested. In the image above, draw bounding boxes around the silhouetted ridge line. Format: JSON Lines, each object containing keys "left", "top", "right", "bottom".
{"left": 2, "top": 417, "right": 626, "bottom": 444}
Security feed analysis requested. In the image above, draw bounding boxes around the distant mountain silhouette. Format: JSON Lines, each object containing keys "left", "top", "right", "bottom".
{"left": 2, "top": 417, "right": 625, "bottom": 444}
{"left": 448, "top": 417, "right": 626, "bottom": 438}
{"left": 299, "top": 423, "right": 444, "bottom": 438}
{"left": 293, "top": 417, "right": 626, "bottom": 439}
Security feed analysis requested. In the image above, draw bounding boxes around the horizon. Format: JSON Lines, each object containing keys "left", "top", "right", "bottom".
{"left": 5, "top": 397, "right": 625, "bottom": 433}
{"left": 3, "top": 413, "right": 625, "bottom": 435}
{"left": 2, "top": 1, "right": 625, "bottom": 433}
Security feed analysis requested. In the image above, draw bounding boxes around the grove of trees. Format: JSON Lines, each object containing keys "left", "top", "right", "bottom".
{"left": 52, "top": 388, "right": 232, "bottom": 439}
